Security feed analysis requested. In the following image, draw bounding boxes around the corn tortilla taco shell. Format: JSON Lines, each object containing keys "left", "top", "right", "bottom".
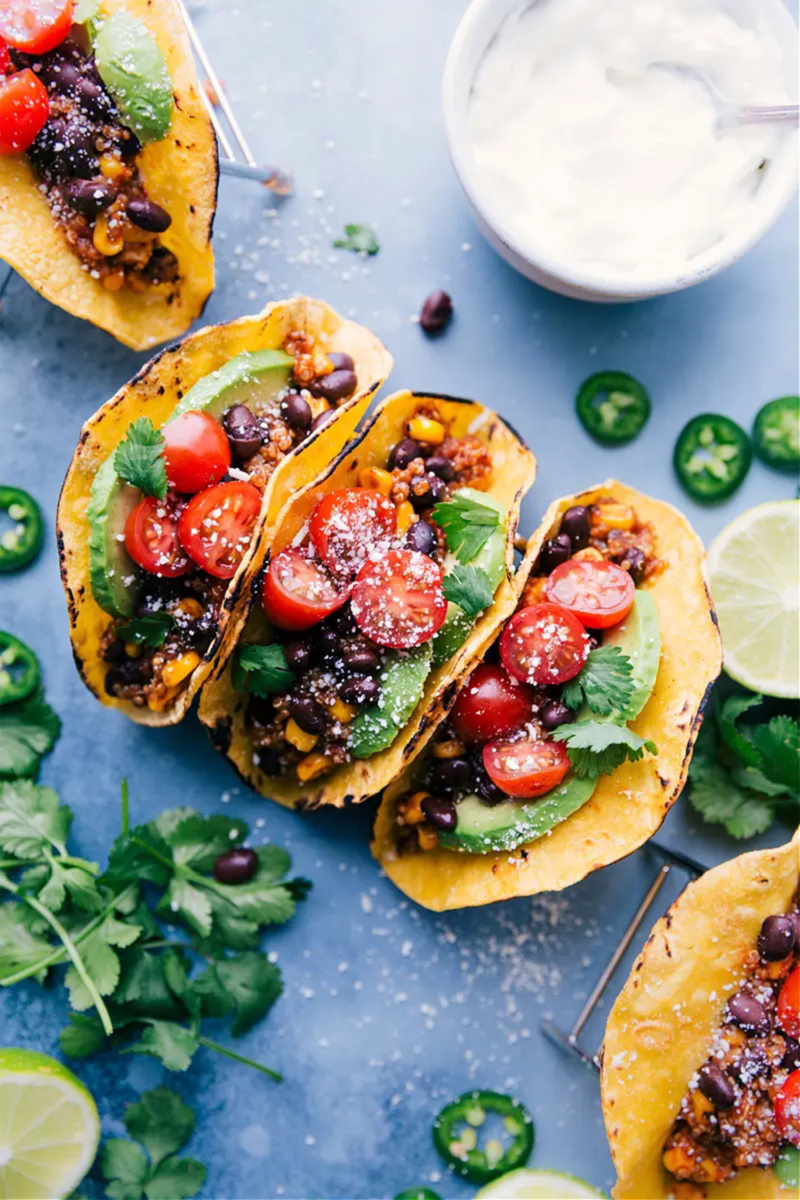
{"left": 372, "top": 481, "right": 723, "bottom": 911}
{"left": 57, "top": 295, "right": 392, "bottom": 726}
{"left": 0, "top": 0, "right": 217, "bottom": 350}
{"left": 601, "top": 830, "right": 800, "bottom": 1199}
{"left": 198, "top": 389, "right": 536, "bottom": 809}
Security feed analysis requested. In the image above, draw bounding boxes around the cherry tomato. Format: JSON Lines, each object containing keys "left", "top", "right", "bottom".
{"left": 775, "top": 1069, "right": 800, "bottom": 1148}
{"left": 451, "top": 663, "right": 537, "bottom": 745}
{"left": 0, "top": 67, "right": 48, "bottom": 154}
{"left": 125, "top": 493, "right": 190, "bottom": 578}
{"left": 162, "top": 411, "right": 231, "bottom": 495}
{"left": 309, "top": 487, "right": 398, "bottom": 575}
{"left": 262, "top": 547, "right": 350, "bottom": 631}
{"left": 544, "top": 559, "right": 635, "bottom": 629}
{"left": 0, "top": 0, "right": 73, "bottom": 54}
{"left": 483, "top": 736, "right": 570, "bottom": 799}
{"left": 778, "top": 965, "right": 800, "bottom": 1040}
{"left": 0, "top": 38, "right": 10, "bottom": 73}
{"left": 500, "top": 602, "right": 589, "bottom": 686}
{"left": 350, "top": 549, "right": 447, "bottom": 649}
{"left": 178, "top": 481, "right": 261, "bottom": 580}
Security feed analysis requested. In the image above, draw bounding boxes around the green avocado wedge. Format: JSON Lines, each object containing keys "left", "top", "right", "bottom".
{"left": 87, "top": 458, "right": 141, "bottom": 619}
{"left": 171, "top": 350, "right": 294, "bottom": 421}
{"left": 94, "top": 12, "right": 174, "bottom": 143}
{"left": 603, "top": 590, "right": 661, "bottom": 721}
{"left": 350, "top": 644, "right": 433, "bottom": 759}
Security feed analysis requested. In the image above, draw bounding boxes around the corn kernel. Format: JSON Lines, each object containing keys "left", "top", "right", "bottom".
{"left": 93, "top": 214, "right": 124, "bottom": 257}
{"left": 396, "top": 501, "right": 415, "bottom": 535}
{"left": 417, "top": 826, "right": 439, "bottom": 851}
{"left": 592, "top": 502, "right": 635, "bottom": 532}
{"left": 296, "top": 752, "right": 331, "bottom": 782}
{"left": 161, "top": 651, "right": 201, "bottom": 689}
{"left": 285, "top": 718, "right": 318, "bottom": 753}
{"left": 102, "top": 270, "right": 125, "bottom": 292}
{"left": 432, "top": 739, "right": 465, "bottom": 759}
{"left": 146, "top": 685, "right": 181, "bottom": 712}
{"left": 122, "top": 223, "right": 155, "bottom": 245}
{"left": 172, "top": 598, "right": 204, "bottom": 620}
{"left": 329, "top": 699, "right": 357, "bottom": 724}
{"left": 573, "top": 547, "right": 605, "bottom": 563}
{"left": 124, "top": 642, "right": 143, "bottom": 659}
{"left": 100, "top": 153, "right": 126, "bottom": 181}
{"left": 399, "top": 791, "right": 428, "bottom": 826}
{"left": 691, "top": 1090, "right": 714, "bottom": 1118}
{"left": 408, "top": 416, "right": 445, "bottom": 445}
{"left": 358, "top": 467, "right": 393, "bottom": 496}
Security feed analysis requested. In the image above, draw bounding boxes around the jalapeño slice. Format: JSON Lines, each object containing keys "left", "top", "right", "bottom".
{"left": 673, "top": 414, "right": 752, "bottom": 502}
{"left": 0, "top": 633, "right": 40, "bottom": 707}
{"left": 0, "top": 486, "right": 44, "bottom": 572}
{"left": 394, "top": 1191, "right": 442, "bottom": 1200}
{"left": 432, "top": 1090, "right": 534, "bottom": 1184}
{"left": 752, "top": 396, "right": 800, "bottom": 473}
{"left": 576, "top": 371, "right": 651, "bottom": 446}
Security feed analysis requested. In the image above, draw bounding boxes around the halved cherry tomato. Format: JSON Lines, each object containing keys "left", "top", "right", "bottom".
{"left": 0, "top": 38, "right": 10, "bottom": 73}
{"left": 451, "top": 663, "right": 537, "bottom": 745}
{"left": 179, "top": 480, "right": 261, "bottom": 580}
{"left": 775, "top": 1069, "right": 800, "bottom": 1148}
{"left": 0, "top": 0, "right": 73, "bottom": 54}
{"left": 309, "top": 487, "right": 398, "bottom": 575}
{"left": 0, "top": 67, "right": 48, "bottom": 154}
{"left": 125, "top": 493, "right": 190, "bottom": 578}
{"left": 544, "top": 559, "right": 634, "bottom": 630}
{"left": 778, "top": 966, "right": 800, "bottom": 1040}
{"left": 262, "top": 547, "right": 350, "bottom": 631}
{"left": 350, "top": 549, "right": 447, "bottom": 649}
{"left": 483, "top": 736, "right": 570, "bottom": 799}
{"left": 162, "top": 411, "right": 231, "bottom": 495}
{"left": 500, "top": 603, "right": 589, "bottom": 686}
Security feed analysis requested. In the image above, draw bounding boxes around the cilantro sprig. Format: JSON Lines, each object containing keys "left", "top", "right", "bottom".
{"left": 552, "top": 720, "right": 658, "bottom": 778}
{"left": 442, "top": 565, "right": 495, "bottom": 617}
{"left": 100, "top": 1087, "right": 205, "bottom": 1200}
{"left": 0, "top": 687, "right": 60, "bottom": 778}
{"left": 115, "top": 418, "right": 168, "bottom": 499}
{"left": 562, "top": 645, "right": 636, "bottom": 716}
{"left": 117, "top": 613, "right": 176, "bottom": 649}
{"left": 333, "top": 222, "right": 380, "bottom": 255}
{"left": 234, "top": 644, "right": 295, "bottom": 697}
{"left": 433, "top": 494, "right": 501, "bottom": 564}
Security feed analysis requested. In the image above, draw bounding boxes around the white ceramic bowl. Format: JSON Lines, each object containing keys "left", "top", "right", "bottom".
{"left": 443, "top": 0, "right": 799, "bottom": 302}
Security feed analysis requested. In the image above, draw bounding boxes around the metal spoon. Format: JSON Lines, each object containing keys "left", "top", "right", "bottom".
{"left": 651, "top": 61, "right": 799, "bottom": 129}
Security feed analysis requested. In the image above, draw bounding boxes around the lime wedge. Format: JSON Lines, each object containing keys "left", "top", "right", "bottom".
{"left": 707, "top": 500, "right": 799, "bottom": 699}
{"left": 475, "top": 1167, "right": 607, "bottom": 1198}
{"left": 0, "top": 1048, "right": 100, "bottom": 1199}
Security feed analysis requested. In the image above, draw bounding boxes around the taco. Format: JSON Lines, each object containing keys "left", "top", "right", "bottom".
{"left": 198, "top": 390, "right": 536, "bottom": 809}
{"left": 372, "top": 481, "right": 723, "bottom": 911}
{"left": 602, "top": 831, "right": 800, "bottom": 1199}
{"left": 0, "top": 0, "right": 217, "bottom": 349}
{"left": 57, "top": 296, "right": 392, "bottom": 725}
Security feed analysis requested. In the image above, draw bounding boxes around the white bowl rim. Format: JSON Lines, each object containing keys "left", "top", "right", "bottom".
{"left": 443, "top": 0, "right": 800, "bottom": 299}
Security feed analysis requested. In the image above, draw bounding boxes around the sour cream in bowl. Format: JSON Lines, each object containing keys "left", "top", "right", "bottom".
{"left": 443, "top": 0, "right": 799, "bottom": 301}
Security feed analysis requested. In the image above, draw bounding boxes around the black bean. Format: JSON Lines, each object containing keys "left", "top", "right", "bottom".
{"left": 307, "top": 369, "right": 358, "bottom": 403}
{"left": 127, "top": 197, "right": 172, "bottom": 233}
{"left": 213, "top": 847, "right": 259, "bottom": 884}
{"left": 181, "top": 611, "right": 215, "bottom": 653}
{"left": 425, "top": 454, "right": 455, "bottom": 482}
{"left": 317, "top": 628, "right": 342, "bottom": 661}
{"left": 782, "top": 1036, "right": 800, "bottom": 1073}
{"left": 289, "top": 696, "right": 327, "bottom": 735}
{"left": 327, "top": 352, "right": 354, "bottom": 372}
{"left": 420, "top": 290, "right": 453, "bottom": 335}
{"left": 284, "top": 637, "right": 314, "bottom": 673}
{"left": 342, "top": 645, "right": 381, "bottom": 673}
{"left": 329, "top": 607, "right": 358, "bottom": 636}
{"left": 428, "top": 757, "right": 473, "bottom": 792}
{"left": 421, "top": 794, "right": 458, "bottom": 831}
{"left": 64, "top": 178, "right": 115, "bottom": 215}
{"left": 27, "top": 118, "right": 65, "bottom": 169}
{"left": 57, "top": 121, "right": 99, "bottom": 178}
{"left": 560, "top": 506, "right": 591, "bottom": 550}
{"left": 473, "top": 761, "right": 508, "bottom": 806}
{"left": 538, "top": 534, "right": 572, "bottom": 575}
{"left": 102, "top": 638, "right": 127, "bottom": 664}
{"left": 75, "top": 77, "right": 112, "bottom": 120}
{"left": 255, "top": 746, "right": 282, "bottom": 775}
{"left": 757, "top": 914, "right": 796, "bottom": 961}
{"left": 47, "top": 61, "right": 82, "bottom": 92}
{"left": 340, "top": 675, "right": 380, "bottom": 705}
{"left": 404, "top": 520, "right": 437, "bottom": 557}
{"left": 389, "top": 438, "right": 423, "bottom": 470}
{"left": 618, "top": 547, "right": 646, "bottom": 586}
{"left": 280, "top": 392, "right": 312, "bottom": 432}
{"left": 725, "top": 992, "right": 771, "bottom": 1035}
{"left": 105, "top": 657, "right": 151, "bottom": 694}
{"left": 540, "top": 700, "right": 575, "bottom": 731}
{"left": 409, "top": 473, "right": 447, "bottom": 512}
{"left": 223, "top": 404, "right": 263, "bottom": 458}
{"left": 119, "top": 129, "right": 142, "bottom": 158}
{"left": 697, "top": 1062, "right": 736, "bottom": 1110}
{"left": 310, "top": 409, "right": 335, "bottom": 435}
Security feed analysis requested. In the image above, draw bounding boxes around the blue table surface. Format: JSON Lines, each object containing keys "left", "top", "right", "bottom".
{"left": 1, "top": 1, "right": 798, "bottom": 1197}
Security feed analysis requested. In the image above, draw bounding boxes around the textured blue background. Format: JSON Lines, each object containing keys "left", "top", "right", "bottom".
{"left": 0, "top": 1, "right": 798, "bottom": 1197}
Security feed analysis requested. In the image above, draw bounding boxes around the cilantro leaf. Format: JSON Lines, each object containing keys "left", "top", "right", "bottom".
{"left": 717, "top": 692, "right": 763, "bottom": 766}
{"left": 688, "top": 753, "right": 775, "bottom": 838}
{"left": 145, "top": 1157, "right": 206, "bottom": 1200}
{"left": 552, "top": 720, "right": 658, "bottom": 778}
{"left": 235, "top": 644, "right": 295, "bottom": 698}
{"left": 0, "top": 691, "right": 61, "bottom": 778}
{"left": 158, "top": 812, "right": 249, "bottom": 873}
{"left": 102, "top": 1139, "right": 149, "bottom": 1199}
{"left": 37, "top": 857, "right": 102, "bottom": 914}
{"left": 114, "top": 419, "right": 167, "bottom": 500}
{"left": 432, "top": 494, "right": 501, "bottom": 564}
{"left": 117, "top": 614, "right": 175, "bottom": 649}
{"left": 752, "top": 714, "right": 800, "bottom": 791}
{"left": 124, "top": 1021, "right": 198, "bottom": 1072}
{"left": 124, "top": 1087, "right": 195, "bottom": 1167}
{"left": 60, "top": 1012, "right": 108, "bottom": 1059}
{"left": 191, "top": 951, "right": 283, "bottom": 1036}
{"left": 0, "top": 780, "right": 71, "bottom": 856}
{"left": 730, "top": 764, "right": 792, "bottom": 798}
{"left": 442, "top": 565, "right": 495, "bottom": 617}
{"left": 562, "top": 645, "right": 635, "bottom": 716}
{"left": 333, "top": 222, "right": 379, "bottom": 255}
{"left": 0, "top": 901, "right": 53, "bottom": 980}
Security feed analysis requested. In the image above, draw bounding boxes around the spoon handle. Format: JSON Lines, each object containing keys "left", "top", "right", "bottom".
{"left": 735, "top": 104, "right": 800, "bottom": 127}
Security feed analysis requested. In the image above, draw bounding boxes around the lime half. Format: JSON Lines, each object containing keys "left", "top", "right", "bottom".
{"left": 707, "top": 500, "right": 799, "bottom": 699}
{"left": 0, "top": 1048, "right": 100, "bottom": 1200}
{"left": 476, "top": 1167, "right": 607, "bottom": 1198}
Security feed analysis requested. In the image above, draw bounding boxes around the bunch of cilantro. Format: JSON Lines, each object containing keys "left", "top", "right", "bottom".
{"left": 688, "top": 686, "right": 799, "bottom": 838}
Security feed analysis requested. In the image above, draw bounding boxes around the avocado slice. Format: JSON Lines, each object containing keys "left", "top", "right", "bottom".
{"left": 603, "top": 590, "right": 661, "bottom": 720}
{"left": 350, "top": 643, "right": 433, "bottom": 759}
{"left": 171, "top": 349, "right": 294, "bottom": 422}
{"left": 87, "top": 457, "right": 141, "bottom": 619}
{"left": 94, "top": 12, "right": 174, "bottom": 143}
